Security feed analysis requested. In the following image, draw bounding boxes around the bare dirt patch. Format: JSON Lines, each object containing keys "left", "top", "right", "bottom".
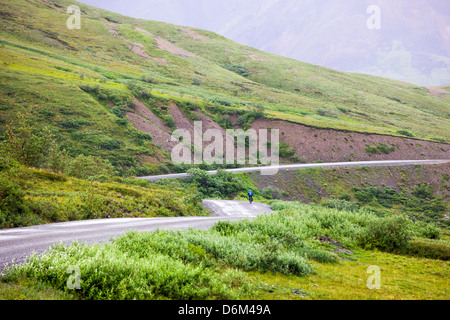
{"left": 425, "top": 86, "right": 450, "bottom": 96}
{"left": 180, "top": 27, "right": 210, "bottom": 41}
{"left": 127, "top": 101, "right": 449, "bottom": 169}
{"left": 247, "top": 54, "right": 270, "bottom": 62}
{"left": 250, "top": 118, "right": 450, "bottom": 163}
{"left": 126, "top": 99, "right": 176, "bottom": 150}
{"left": 105, "top": 25, "right": 166, "bottom": 63}
{"left": 134, "top": 27, "right": 195, "bottom": 58}
{"left": 126, "top": 112, "right": 176, "bottom": 151}
{"left": 129, "top": 44, "right": 152, "bottom": 59}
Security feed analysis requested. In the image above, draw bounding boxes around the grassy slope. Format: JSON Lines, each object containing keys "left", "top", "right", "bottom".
{"left": 0, "top": 0, "right": 449, "bottom": 179}
{"left": 0, "top": 165, "right": 206, "bottom": 228}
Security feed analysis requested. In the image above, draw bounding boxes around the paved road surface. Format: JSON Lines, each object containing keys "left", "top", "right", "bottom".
{"left": 1, "top": 159, "right": 449, "bottom": 272}
{"left": 136, "top": 160, "right": 450, "bottom": 181}
{"left": 0, "top": 200, "right": 271, "bottom": 273}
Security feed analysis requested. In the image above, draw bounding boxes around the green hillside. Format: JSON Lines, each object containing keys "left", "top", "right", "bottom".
{"left": 0, "top": 0, "right": 449, "bottom": 177}
{"left": 0, "top": 0, "right": 449, "bottom": 301}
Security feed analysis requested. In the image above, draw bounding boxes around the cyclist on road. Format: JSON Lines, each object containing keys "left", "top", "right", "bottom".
{"left": 248, "top": 189, "right": 254, "bottom": 204}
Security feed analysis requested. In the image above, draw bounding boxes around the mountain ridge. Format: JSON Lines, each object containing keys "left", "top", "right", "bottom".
{"left": 78, "top": 0, "right": 450, "bottom": 86}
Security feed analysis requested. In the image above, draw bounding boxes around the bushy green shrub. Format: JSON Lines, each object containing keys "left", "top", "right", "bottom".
{"left": 411, "top": 221, "right": 441, "bottom": 239}
{"left": 64, "top": 154, "right": 114, "bottom": 182}
{"left": 357, "top": 215, "right": 413, "bottom": 251}
{"left": 400, "top": 240, "right": 450, "bottom": 260}
{"left": 111, "top": 106, "right": 125, "bottom": 118}
{"left": 3, "top": 241, "right": 253, "bottom": 300}
{"left": 365, "top": 143, "right": 395, "bottom": 155}
{"left": 323, "top": 199, "right": 360, "bottom": 212}
{"left": 162, "top": 114, "right": 175, "bottom": 130}
{"left": 262, "top": 186, "right": 283, "bottom": 200}
{"left": 354, "top": 189, "right": 375, "bottom": 203}
{"left": 100, "top": 137, "right": 121, "bottom": 150}
{"left": 1, "top": 115, "right": 54, "bottom": 167}
{"left": 397, "top": 130, "right": 414, "bottom": 137}
{"left": 278, "top": 142, "right": 296, "bottom": 159}
{"left": 222, "top": 63, "right": 249, "bottom": 77}
{"left": 0, "top": 177, "right": 29, "bottom": 228}
{"left": 412, "top": 183, "right": 433, "bottom": 199}
{"left": 186, "top": 168, "right": 250, "bottom": 198}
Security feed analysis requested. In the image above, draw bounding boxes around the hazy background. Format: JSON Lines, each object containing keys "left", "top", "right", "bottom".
{"left": 79, "top": 0, "right": 450, "bottom": 86}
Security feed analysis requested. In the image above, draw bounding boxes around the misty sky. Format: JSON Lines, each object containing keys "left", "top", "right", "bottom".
{"left": 78, "top": 0, "right": 450, "bottom": 86}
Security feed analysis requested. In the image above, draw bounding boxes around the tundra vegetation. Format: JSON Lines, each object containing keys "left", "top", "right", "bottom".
{"left": 0, "top": 0, "right": 449, "bottom": 300}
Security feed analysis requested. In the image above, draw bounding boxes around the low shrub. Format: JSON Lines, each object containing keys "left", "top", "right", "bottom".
{"left": 365, "top": 143, "right": 395, "bottom": 155}
{"left": 262, "top": 186, "right": 283, "bottom": 200}
{"left": 400, "top": 240, "right": 450, "bottom": 260}
{"left": 2, "top": 241, "right": 253, "bottom": 300}
{"left": 357, "top": 215, "right": 413, "bottom": 251}
{"left": 397, "top": 130, "right": 414, "bottom": 137}
{"left": 186, "top": 168, "right": 251, "bottom": 198}
{"left": 0, "top": 177, "right": 29, "bottom": 228}
{"left": 323, "top": 199, "right": 360, "bottom": 212}
{"left": 64, "top": 154, "right": 114, "bottom": 182}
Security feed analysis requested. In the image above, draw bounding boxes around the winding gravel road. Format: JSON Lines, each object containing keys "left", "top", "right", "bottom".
{"left": 0, "top": 200, "right": 271, "bottom": 272}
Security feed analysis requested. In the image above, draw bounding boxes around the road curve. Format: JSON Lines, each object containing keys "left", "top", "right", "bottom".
{"left": 136, "top": 160, "right": 450, "bottom": 182}
{"left": 0, "top": 200, "right": 271, "bottom": 272}
{"left": 1, "top": 160, "right": 449, "bottom": 271}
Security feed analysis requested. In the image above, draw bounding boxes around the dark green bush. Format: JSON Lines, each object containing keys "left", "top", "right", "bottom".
{"left": 100, "top": 138, "right": 121, "bottom": 150}
{"left": 262, "top": 186, "right": 283, "bottom": 200}
{"left": 222, "top": 63, "right": 249, "bottom": 77}
{"left": 339, "top": 193, "right": 352, "bottom": 201}
{"left": 192, "top": 78, "right": 202, "bottom": 86}
{"left": 279, "top": 142, "right": 296, "bottom": 159}
{"left": 323, "top": 199, "right": 360, "bottom": 212}
{"left": 358, "top": 215, "right": 413, "bottom": 252}
{"left": 0, "top": 177, "right": 29, "bottom": 228}
{"left": 111, "top": 106, "right": 125, "bottom": 118}
{"left": 162, "top": 114, "right": 175, "bottom": 130}
{"left": 413, "top": 183, "right": 433, "bottom": 200}
{"left": 365, "top": 143, "right": 395, "bottom": 155}
{"left": 397, "top": 130, "right": 414, "bottom": 137}
{"left": 355, "top": 189, "right": 375, "bottom": 203}
{"left": 186, "top": 168, "right": 251, "bottom": 198}
{"left": 400, "top": 240, "right": 450, "bottom": 260}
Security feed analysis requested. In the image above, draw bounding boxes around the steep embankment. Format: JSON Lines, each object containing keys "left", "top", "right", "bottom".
{"left": 125, "top": 99, "right": 450, "bottom": 164}
{"left": 246, "top": 163, "right": 450, "bottom": 202}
